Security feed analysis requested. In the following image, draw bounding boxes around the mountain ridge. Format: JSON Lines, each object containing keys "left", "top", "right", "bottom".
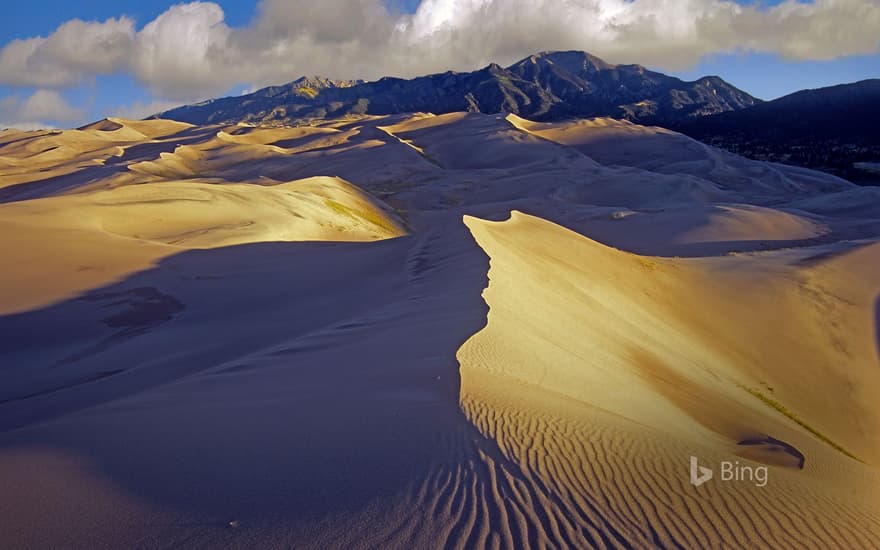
{"left": 676, "top": 79, "right": 880, "bottom": 184}
{"left": 155, "top": 50, "right": 760, "bottom": 127}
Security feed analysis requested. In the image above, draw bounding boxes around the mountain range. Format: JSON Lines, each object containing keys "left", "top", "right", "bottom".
{"left": 156, "top": 51, "right": 759, "bottom": 127}
{"left": 155, "top": 50, "right": 879, "bottom": 184}
{"left": 676, "top": 79, "right": 880, "bottom": 184}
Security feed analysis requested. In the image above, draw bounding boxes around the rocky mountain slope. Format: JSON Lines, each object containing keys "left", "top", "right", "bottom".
{"left": 675, "top": 79, "right": 880, "bottom": 184}
{"left": 156, "top": 51, "right": 759, "bottom": 127}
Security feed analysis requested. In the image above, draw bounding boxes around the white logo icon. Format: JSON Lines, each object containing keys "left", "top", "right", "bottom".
{"left": 689, "top": 456, "right": 713, "bottom": 487}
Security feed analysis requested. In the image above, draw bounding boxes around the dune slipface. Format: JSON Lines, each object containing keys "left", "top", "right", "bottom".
{"left": 1, "top": 114, "right": 879, "bottom": 548}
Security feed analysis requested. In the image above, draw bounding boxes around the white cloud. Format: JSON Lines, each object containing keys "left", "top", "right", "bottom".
{"left": 391, "top": 0, "right": 880, "bottom": 71}
{"left": 0, "top": 17, "right": 134, "bottom": 88}
{"left": 21, "top": 89, "right": 84, "bottom": 122}
{"left": 0, "top": 0, "right": 878, "bottom": 104}
{"left": 0, "top": 89, "right": 83, "bottom": 129}
{"left": 132, "top": 2, "right": 233, "bottom": 100}
{"left": 111, "top": 99, "right": 180, "bottom": 120}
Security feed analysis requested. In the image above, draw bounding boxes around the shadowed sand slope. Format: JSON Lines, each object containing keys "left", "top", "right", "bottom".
{"left": 2, "top": 113, "right": 880, "bottom": 548}
{"left": 0, "top": 217, "right": 502, "bottom": 549}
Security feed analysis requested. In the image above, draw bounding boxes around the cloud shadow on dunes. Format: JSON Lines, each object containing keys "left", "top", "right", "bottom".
{"left": 104, "top": 126, "right": 219, "bottom": 167}
{"left": 0, "top": 162, "right": 129, "bottom": 203}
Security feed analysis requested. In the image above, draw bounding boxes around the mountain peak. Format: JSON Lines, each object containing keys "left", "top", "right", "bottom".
{"left": 516, "top": 50, "right": 614, "bottom": 73}
{"left": 248, "top": 76, "right": 364, "bottom": 101}
{"left": 290, "top": 76, "right": 361, "bottom": 89}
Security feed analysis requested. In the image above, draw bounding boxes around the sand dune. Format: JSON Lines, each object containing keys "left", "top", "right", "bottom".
{"left": 508, "top": 114, "right": 852, "bottom": 198}
{"left": 0, "top": 174, "right": 403, "bottom": 314}
{"left": 1, "top": 113, "right": 878, "bottom": 548}
{"left": 461, "top": 211, "right": 880, "bottom": 461}
{"left": 457, "top": 211, "right": 880, "bottom": 547}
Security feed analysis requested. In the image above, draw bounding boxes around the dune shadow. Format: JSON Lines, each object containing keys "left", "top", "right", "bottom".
{"left": 106, "top": 125, "right": 220, "bottom": 166}
{"left": 794, "top": 240, "right": 880, "bottom": 267}
{"left": 0, "top": 217, "right": 496, "bottom": 540}
{"left": 57, "top": 286, "right": 185, "bottom": 366}
{"left": 510, "top": 201, "right": 847, "bottom": 258}
{"left": 664, "top": 234, "right": 837, "bottom": 258}
{"left": 0, "top": 163, "right": 129, "bottom": 203}
{"left": 0, "top": 125, "right": 220, "bottom": 204}
{"left": 737, "top": 436, "right": 805, "bottom": 469}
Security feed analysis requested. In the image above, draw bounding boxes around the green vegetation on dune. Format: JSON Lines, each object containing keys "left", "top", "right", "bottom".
{"left": 637, "top": 258, "right": 659, "bottom": 272}
{"left": 324, "top": 198, "right": 400, "bottom": 234}
{"left": 740, "top": 384, "right": 860, "bottom": 462}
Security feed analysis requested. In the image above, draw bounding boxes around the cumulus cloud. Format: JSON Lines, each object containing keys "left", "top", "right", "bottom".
{"left": 133, "top": 2, "right": 234, "bottom": 99}
{"left": 0, "top": 0, "right": 878, "bottom": 103}
{"left": 19, "top": 89, "right": 84, "bottom": 121}
{"left": 391, "top": 0, "right": 880, "bottom": 71}
{"left": 0, "top": 17, "right": 134, "bottom": 88}
{"left": 0, "top": 89, "right": 84, "bottom": 129}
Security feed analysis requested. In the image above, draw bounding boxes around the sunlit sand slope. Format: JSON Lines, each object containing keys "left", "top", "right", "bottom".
{"left": 0, "top": 175, "right": 403, "bottom": 314}
{"left": 459, "top": 211, "right": 880, "bottom": 548}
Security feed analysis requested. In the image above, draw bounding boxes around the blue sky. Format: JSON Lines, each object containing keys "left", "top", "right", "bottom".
{"left": 1, "top": 0, "right": 878, "bottom": 128}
